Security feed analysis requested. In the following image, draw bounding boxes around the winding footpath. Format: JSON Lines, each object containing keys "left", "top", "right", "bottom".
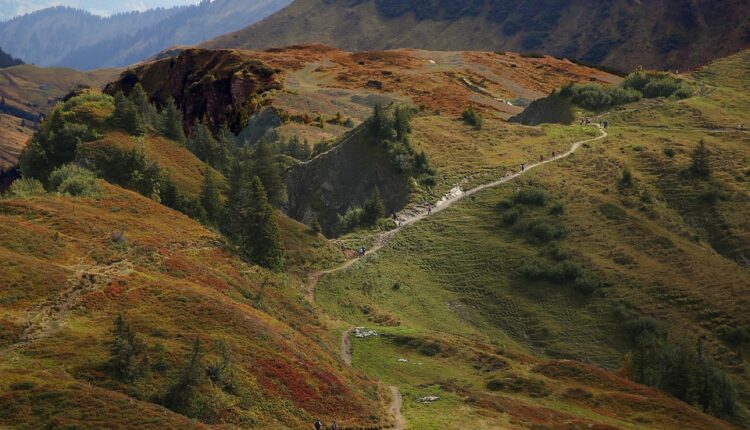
{"left": 305, "top": 124, "right": 608, "bottom": 430}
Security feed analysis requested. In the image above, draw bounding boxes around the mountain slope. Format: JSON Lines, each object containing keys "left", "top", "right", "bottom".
{"left": 0, "top": 0, "right": 291, "bottom": 70}
{"left": 0, "top": 64, "right": 119, "bottom": 169}
{"left": 315, "top": 50, "right": 750, "bottom": 428}
{"left": 3, "top": 47, "right": 749, "bottom": 429}
{"left": 203, "top": 0, "right": 750, "bottom": 71}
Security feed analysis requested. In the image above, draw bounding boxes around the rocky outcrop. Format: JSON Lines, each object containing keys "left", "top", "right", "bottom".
{"left": 285, "top": 126, "right": 410, "bottom": 235}
{"left": 105, "top": 49, "right": 282, "bottom": 133}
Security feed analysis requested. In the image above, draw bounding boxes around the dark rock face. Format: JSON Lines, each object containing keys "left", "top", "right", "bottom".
{"left": 285, "top": 127, "right": 410, "bottom": 236}
{"left": 105, "top": 49, "right": 282, "bottom": 133}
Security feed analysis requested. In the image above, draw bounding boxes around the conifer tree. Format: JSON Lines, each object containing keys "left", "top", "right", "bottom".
{"left": 158, "top": 97, "right": 186, "bottom": 144}
{"left": 287, "top": 135, "right": 302, "bottom": 159}
{"left": 215, "top": 123, "right": 235, "bottom": 173}
{"left": 223, "top": 159, "right": 249, "bottom": 240}
{"left": 690, "top": 139, "right": 711, "bottom": 178}
{"left": 362, "top": 188, "right": 386, "bottom": 226}
{"left": 187, "top": 119, "right": 218, "bottom": 165}
{"left": 394, "top": 105, "right": 412, "bottom": 141}
{"left": 112, "top": 92, "right": 144, "bottom": 136}
{"left": 250, "top": 141, "right": 284, "bottom": 206}
{"left": 244, "top": 176, "right": 285, "bottom": 270}
{"left": 368, "top": 104, "right": 394, "bottom": 140}
{"left": 128, "top": 83, "right": 156, "bottom": 126}
{"left": 164, "top": 338, "right": 205, "bottom": 416}
{"left": 108, "top": 314, "right": 148, "bottom": 381}
{"left": 200, "top": 169, "right": 221, "bottom": 223}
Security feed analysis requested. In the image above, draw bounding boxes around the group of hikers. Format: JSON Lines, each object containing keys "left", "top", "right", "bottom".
{"left": 314, "top": 419, "right": 338, "bottom": 430}
{"left": 580, "top": 117, "right": 608, "bottom": 128}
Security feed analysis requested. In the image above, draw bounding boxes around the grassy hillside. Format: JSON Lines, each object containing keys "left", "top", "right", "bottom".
{"left": 203, "top": 0, "right": 750, "bottom": 72}
{"left": 0, "top": 113, "right": 32, "bottom": 169}
{"left": 3, "top": 44, "right": 749, "bottom": 429}
{"left": 0, "top": 182, "right": 387, "bottom": 429}
{"left": 312, "top": 50, "right": 750, "bottom": 428}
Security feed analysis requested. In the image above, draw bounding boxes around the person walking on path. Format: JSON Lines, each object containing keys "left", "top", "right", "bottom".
{"left": 521, "top": 163, "right": 526, "bottom": 172}
{"left": 314, "top": 419, "right": 322, "bottom": 430}
{"left": 331, "top": 420, "right": 339, "bottom": 430}
{"left": 427, "top": 203, "right": 433, "bottom": 215}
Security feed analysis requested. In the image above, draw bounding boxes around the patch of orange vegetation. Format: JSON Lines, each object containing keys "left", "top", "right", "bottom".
{"left": 248, "top": 45, "right": 620, "bottom": 117}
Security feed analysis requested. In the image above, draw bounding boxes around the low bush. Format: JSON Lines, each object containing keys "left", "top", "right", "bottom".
{"left": 337, "top": 206, "right": 365, "bottom": 234}
{"left": 502, "top": 208, "right": 521, "bottom": 225}
{"left": 520, "top": 258, "right": 582, "bottom": 283}
{"left": 3, "top": 178, "right": 45, "bottom": 199}
{"left": 548, "top": 202, "right": 565, "bottom": 215}
{"left": 48, "top": 164, "right": 101, "bottom": 197}
{"left": 513, "top": 188, "right": 548, "bottom": 206}
{"left": 461, "top": 107, "right": 483, "bottom": 130}
{"left": 718, "top": 325, "right": 750, "bottom": 346}
{"left": 523, "top": 219, "right": 567, "bottom": 242}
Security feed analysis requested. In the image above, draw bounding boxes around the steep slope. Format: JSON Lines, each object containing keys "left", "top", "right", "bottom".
{"left": 204, "top": 0, "right": 750, "bottom": 72}
{"left": 0, "top": 0, "right": 291, "bottom": 70}
{"left": 0, "top": 89, "right": 393, "bottom": 428}
{"left": 0, "top": 184, "right": 386, "bottom": 429}
{"left": 104, "top": 49, "right": 282, "bottom": 133}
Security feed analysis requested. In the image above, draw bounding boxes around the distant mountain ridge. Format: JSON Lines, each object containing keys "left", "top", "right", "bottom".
{"left": 203, "top": 0, "right": 750, "bottom": 71}
{"left": 0, "top": 47, "right": 23, "bottom": 69}
{"left": 0, "top": 0, "right": 292, "bottom": 70}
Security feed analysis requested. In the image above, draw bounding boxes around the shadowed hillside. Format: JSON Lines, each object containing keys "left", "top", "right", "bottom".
{"left": 204, "top": 0, "right": 750, "bottom": 72}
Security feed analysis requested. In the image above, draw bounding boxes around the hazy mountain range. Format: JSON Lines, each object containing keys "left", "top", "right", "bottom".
{"left": 204, "top": 0, "right": 750, "bottom": 71}
{"left": 0, "top": 0, "right": 292, "bottom": 70}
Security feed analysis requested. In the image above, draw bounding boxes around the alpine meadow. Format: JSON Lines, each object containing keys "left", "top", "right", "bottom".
{"left": 1, "top": 1, "right": 749, "bottom": 429}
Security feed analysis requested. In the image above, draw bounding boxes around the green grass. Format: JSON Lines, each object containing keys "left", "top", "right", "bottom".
{"left": 316, "top": 50, "right": 750, "bottom": 428}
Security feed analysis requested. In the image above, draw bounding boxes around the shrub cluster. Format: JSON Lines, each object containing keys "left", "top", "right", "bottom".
{"left": 336, "top": 189, "right": 386, "bottom": 235}
{"left": 461, "top": 106, "right": 484, "bottom": 130}
{"left": 616, "top": 307, "right": 737, "bottom": 418}
{"left": 558, "top": 71, "right": 692, "bottom": 111}
{"left": 48, "top": 164, "right": 102, "bottom": 197}
{"left": 366, "top": 104, "right": 435, "bottom": 183}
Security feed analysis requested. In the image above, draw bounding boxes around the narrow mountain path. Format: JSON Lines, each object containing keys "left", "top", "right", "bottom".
{"left": 304, "top": 124, "right": 608, "bottom": 430}
{"left": 304, "top": 124, "right": 607, "bottom": 302}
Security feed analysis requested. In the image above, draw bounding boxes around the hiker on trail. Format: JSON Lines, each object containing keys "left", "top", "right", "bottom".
{"left": 521, "top": 163, "right": 526, "bottom": 172}
{"left": 331, "top": 421, "right": 339, "bottom": 430}
{"left": 603, "top": 120, "right": 609, "bottom": 129}
{"left": 358, "top": 247, "right": 366, "bottom": 257}
{"left": 551, "top": 151, "right": 556, "bottom": 158}
{"left": 427, "top": 203, "right": 433, "bottom": 215}
{"left": 540, "top": 154, "right": 544, "bottom": 162}
{"left": 315, "top": 419, "right": 322, "bottom": 430}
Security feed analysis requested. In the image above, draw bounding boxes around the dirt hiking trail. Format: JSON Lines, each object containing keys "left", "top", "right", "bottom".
{"left": 305, "top": 124, "right": 608, "bottom": 430}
